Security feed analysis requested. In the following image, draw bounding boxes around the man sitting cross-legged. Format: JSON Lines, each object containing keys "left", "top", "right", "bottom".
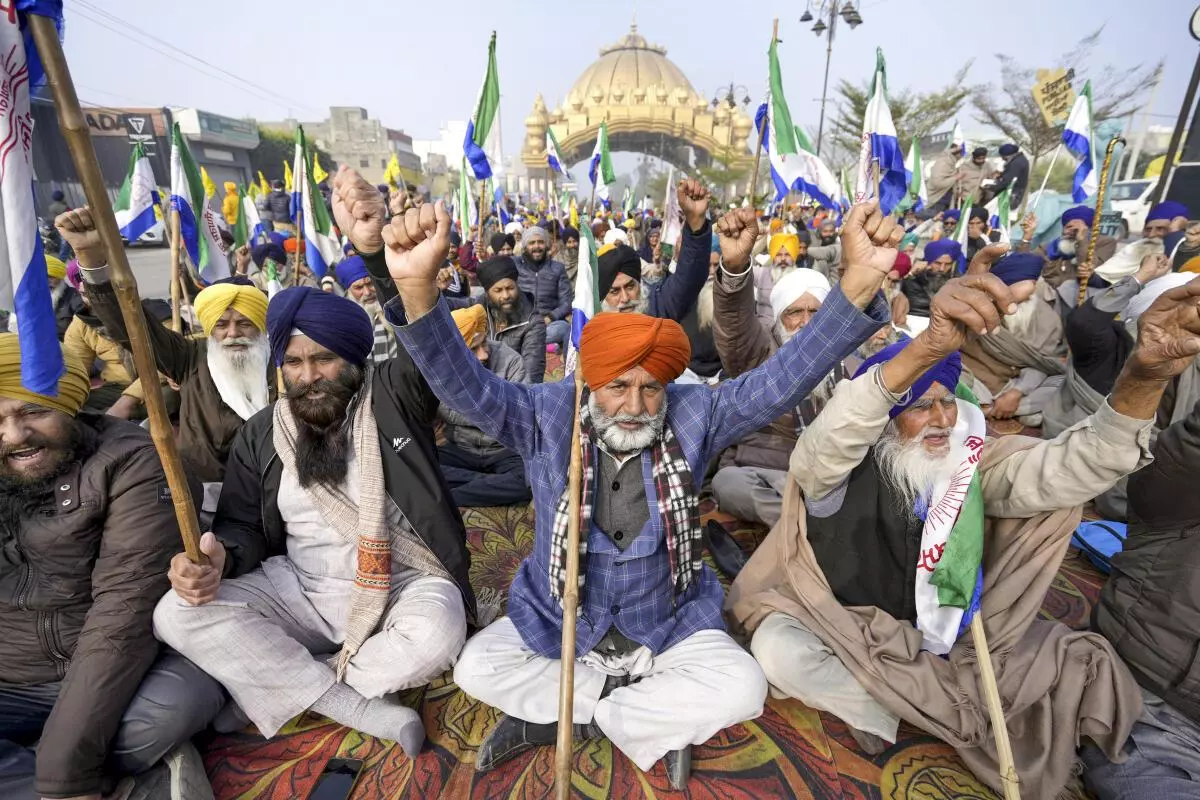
{"left": 153, "top": 286, "right": 474, "bottom": 758}
{"left": 386, "top": 198, "right": 899, "bottom": 786}
{"left": 725, "top": 263, "right": 1200, "bottom": 799}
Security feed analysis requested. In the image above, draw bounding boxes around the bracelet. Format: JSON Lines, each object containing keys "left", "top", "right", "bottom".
{"left": 718, "top": 257, "right": 752, "bottom": 279}
{"left": 78, "top": 264, "right": 111, "bottom": 285}
{"left": 872, "top": 363, "right": 912, "bottom": 407}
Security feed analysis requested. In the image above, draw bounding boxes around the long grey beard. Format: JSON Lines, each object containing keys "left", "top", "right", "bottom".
{"left": 874, "top": 420, "right": 961, "bottom": 515}
{"left": 1002, "top": 297, "right": 1038, "bottom": 339}
{"left": 588, "top": 392, "right": 668, "bottom": 454}
{"left": 207, "top": 335, "right": 271, "bottom": 420}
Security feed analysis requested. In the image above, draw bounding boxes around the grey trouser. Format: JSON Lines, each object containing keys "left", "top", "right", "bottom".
{"left": 712, "top": 466, "right": 788, "bottom": 528}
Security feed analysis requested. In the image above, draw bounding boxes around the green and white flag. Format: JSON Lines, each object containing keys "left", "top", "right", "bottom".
{"left": 464, "top": 32, "right": 503, "bottom": 181}
{"left": 588, "top": 121, "right": 615, "bottom": 203}
{"left": 896, "top": 138, "right": 925, "bottom": 214}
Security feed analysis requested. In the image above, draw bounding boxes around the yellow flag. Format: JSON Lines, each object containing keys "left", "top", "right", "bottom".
{"left": 383, "top": 153, "right": 401, "bottom": 189}
{"left": 283, "top": 160, "right": 294, "bottom": 193}
{"left": 200, "top": 166, "right": 216, "bottom": 200}
{"left": 313, "top": 153, "right": 328, "bottom": 184}
{"left": 258, "top": 170, "right": 270, "bottom": 195}
{"left": 569, "top": 196, "right": 579, "bottom": 229}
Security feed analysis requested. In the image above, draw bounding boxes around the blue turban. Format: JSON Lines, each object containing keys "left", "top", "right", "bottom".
{"left": 252, "top": 242, "right": 287, "bottom": 268}
{"left": 943, "top": 209, "right": 961, "bottom": 225}
{"left": 335, "top": 255, "right": 370, "bottom": 290}
{"left": 267, "top": 230, "right": 292, "bottom": 247}
{"left": 1060, "top": 205, "right": 1095, "bottom": 228}
{"left": 998, "top": 143, "right": 1018, "bottom": 157}
{"left": 711, "top": 234, "right": 722, "bottom": 254}
{"left": 266, "top": 287, "right": 374, "bottom": 367}
{"left": 855, "top": 339, "right": 963, "bottom": 418}
{"left": 923, "top": 239, "right": 966, "bottom": 273}
{"left": 1147, "top": 201, "right": 1189, "bottom": 223}
{"left": 990, "top": 252, "right": 1044, "bottom": 285}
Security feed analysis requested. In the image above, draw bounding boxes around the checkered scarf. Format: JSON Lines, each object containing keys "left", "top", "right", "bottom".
{"left": 549, "top": 390, "right": 702, "bottom": 605}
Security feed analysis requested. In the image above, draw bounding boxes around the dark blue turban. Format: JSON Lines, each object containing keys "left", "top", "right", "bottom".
{"left": 252, "top": 242, "right": 287, "bottom": 268}
{"left": 266, "top": 286, "right": 374, "bottom": 367}
{"left": 990, "top": 252, "right": 1044, "bottom": 285}
{"left": 1147, "top": 201, "right": 1189, "bottom": 223}
{"left": 855, "top": 339, "right": 963, "bottom": 418}
{"left": 943, "top": 209, "right": 961, "bottom": 225}
{"left": 335, "top": 255, "right": 370, "bottom": 290}
{"left": 924, "top": 239, "right": 966, "bottom": 273}
{"left": 1060, "top": 205, "right": 1095, "bottom": 228}
{"left": 268, "top": 230, "right": 292, "bottom": 247}
{"left": 998, "top": 144, "right": 1018, "bottom": 157}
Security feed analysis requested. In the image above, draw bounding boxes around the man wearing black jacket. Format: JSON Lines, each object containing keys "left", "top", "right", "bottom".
{"left": 989, "top": 144, "right": 1029, "bottom": 208}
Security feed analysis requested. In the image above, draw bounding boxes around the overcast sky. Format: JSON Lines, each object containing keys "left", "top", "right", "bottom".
{"left": 62, "top": 0, "right": 1195, "bottom": 170}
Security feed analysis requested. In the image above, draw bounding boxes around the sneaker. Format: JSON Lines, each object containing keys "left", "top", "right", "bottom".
{"left": 115, "top": 741, "right": 214, "bottom": 800}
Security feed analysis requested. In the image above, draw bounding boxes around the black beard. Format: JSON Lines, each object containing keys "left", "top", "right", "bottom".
{"left": 820, "top": 235, "right": 837, "bottom": 246}
{"left": 0, "top": 423, "right": 83, "bottom": 564}
{"left": 488, "top": 298, "right": 524, "bottom": 327}
{"left": 285, "top": 364, "right": 364, "bottom": 488}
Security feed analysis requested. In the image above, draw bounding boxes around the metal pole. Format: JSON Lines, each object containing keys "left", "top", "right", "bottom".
{"left": 1149, "top": 49, "right": 1200, "bottom": 206}
{"left": 815, "top": 2, "right": 838, "bottom": 158}
{"left": 29, "top": 14, "right": 204, "bottom": 563}
{"left": 1123, "top": 75, "right": 1161, "bottom": 181}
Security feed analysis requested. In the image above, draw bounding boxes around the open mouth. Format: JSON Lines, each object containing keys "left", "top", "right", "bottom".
{"left": 7, "top": 446, "right": 46, "bottom": 467}
{"left": 617, "top": 422, "right": 644, "bottom": 431}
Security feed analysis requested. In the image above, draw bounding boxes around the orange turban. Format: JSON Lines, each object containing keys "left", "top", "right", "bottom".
{"left": 579, "top": 313, "right": 691, "bottom": 389}
{"left": 283, "top": 237, "right": 306, "bottom": 254}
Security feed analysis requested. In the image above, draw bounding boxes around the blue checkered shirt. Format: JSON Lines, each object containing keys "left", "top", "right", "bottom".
{"left": 394, "top": 288, "right": 888, "bottom": 659}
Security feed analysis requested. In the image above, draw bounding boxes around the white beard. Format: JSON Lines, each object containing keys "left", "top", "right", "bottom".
{"left": 1058, "top": 237, "right": 1077, "bottom": 257}
{"left": 206, "top": 335, "right": 271, "bottom": 421}
{"left": 1002, "top": 297, "right": 1038, "bottom": 338}
{"left": 588, "top": 392, "right": 668, "bottom": 454}
{"left": 695, "top": 280, "right": 714, "bottom": 332}
{"left": 602, "top": 292, "right": 650, "bottom": 314}
{"left": 51, "top": 281, "right": 68, "bottom": 307}
{"left": 874, "top": 420, "right": 963, "bottom": 514}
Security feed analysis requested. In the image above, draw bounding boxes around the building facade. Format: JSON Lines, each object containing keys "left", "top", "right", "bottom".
{"left": 173, "top": 107, "right": 260, "bottom": 190}
{"left": 261, "top": 106, "right": 421, "bottom": 186}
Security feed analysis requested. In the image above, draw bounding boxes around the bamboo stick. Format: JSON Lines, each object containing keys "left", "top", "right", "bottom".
{"left": 552, "top": 368, "right": 586, "bottom": 799}
{"left": 477, "top": 180, "right": 489, "bottom": 256}
{"left": 169, "top": 209, "right": 182, "bottom": 332}
{"left": 970, "top": 615, "right": 1020, "bottom": 800}
{"left": 30, "top": 15, "right": 204, "bottom": 563}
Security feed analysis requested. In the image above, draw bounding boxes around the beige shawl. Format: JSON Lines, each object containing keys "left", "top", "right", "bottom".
{"left": 726, "top": 436, "right": 1142, "bottom": 800}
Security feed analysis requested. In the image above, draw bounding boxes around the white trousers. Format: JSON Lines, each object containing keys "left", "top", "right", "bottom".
{"left": 454, "top": 617, "right": 767, "bottom": 771}
{"left": 153, "top": 556, "right": 466, "bottom": 737}
{"left": 751, "top": 612, "right": 900, "bottom": 741}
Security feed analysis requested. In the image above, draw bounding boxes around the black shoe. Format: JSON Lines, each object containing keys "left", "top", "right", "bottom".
{"left": 665, "top": 745, "right": 692, "bottom": 790}
{"left": 705, "top": 520, "right": 747, "bottom": 580}
{"left": 475, "top": 715, "right": 557, "bottom": 773}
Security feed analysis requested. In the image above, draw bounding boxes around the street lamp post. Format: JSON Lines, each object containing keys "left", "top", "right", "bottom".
{"left": 711, "top": 82, "right": 751, "bottom": 202}
{"left": 801, "top": 1, "right": 864, "bottom": 157}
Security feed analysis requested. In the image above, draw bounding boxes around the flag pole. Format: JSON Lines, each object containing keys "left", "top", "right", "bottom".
{"left": 749, "top": 18, "right": 779, "bottom": 208}
{"left": 169, "top": 209, "right": 182, "bottom": 332}
{"left": 1028, "top": 143, "right": 1063, "bottom": 220}
{"left": 871, "top": 157, "right": 882, "bottom": 206}
{"left": 969, "top": 615, "right": 1021, "bottom": 800}
{"left": 29, "top": 14, "right": 204, "bottom": 564}
{"left": 477, "top": 180, "right": 489, "bottom": 256}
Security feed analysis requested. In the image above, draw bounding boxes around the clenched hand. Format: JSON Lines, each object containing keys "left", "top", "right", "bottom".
{"left": 332, "top": 166, "right": 386, "bottom": 253}
{"left": 714, "top": 207, "right": 758, "bottom": 270}
{"left": 677, "top": 179, "right": 711, "bottom": 233}
{"left": 55, "top": 207, "right": 105, "bottom": 269}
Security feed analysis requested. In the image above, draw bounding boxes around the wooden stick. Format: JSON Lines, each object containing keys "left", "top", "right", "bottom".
{"left": 477, "top": 180, "right": 489, "bottom": 256}
{"left": 747, "top": 19, "right": 778, "bottom": 208}
{"left": 553, "top": 367, "right": 586, "bottom": 799}
{"left": 169, "top": 209, "right": 182, "bottom": 332}
{"left": 30, "top": 15, "right": 204, "bottom": 563}
{"left": 1081, "top": 136, "right": 1126, "bottom": 307}
{"left": 970, "top": 615, "right": 1020, "bottom": 800}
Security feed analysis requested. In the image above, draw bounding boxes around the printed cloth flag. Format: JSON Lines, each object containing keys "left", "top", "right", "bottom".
{"left": 661, "top": 164, "right": 683, "bottom": 248}
{"left": 456, "top": 158, "right": 472, "bottom": 236}
{"left": 200, "top": 166, "right": 216, "bottom": 200}
{"left": 622, "top": 185, "right": 635, "bottom": 216}
{"left": 854, "top": 48, "right": 909, "bottom": 214}
{"left": 589, "top": 121, "right": 614, "bottom": 203}
{"left": 170, "top": 122, "right": 229, "bottom": 285}
{"left": 283, "top": 159, "right": 294, "bottom": 193}
{"left": 949, "top": 121, "right": 967, "bottom": 154}
{"left": 493, "top": 182, "right": 510, "bottom": 226}
{"left": 312, "top": 153, "right": 329, "bottom": 185}
{"left": 896, "top": 138, "right": 926, "bottom": 214}
{"left": 114, "top": 142, "right": 160, "bottom": 243}
{"left": 383, "top": 153, "right": 401, "bottom": 189}
{"left": 0, "top": 1, "right": 63, "bottom": 394}
{"left": 1063, "top": 81, "right": 1097, "bottom": 202}
{"left": 757, "top": 39, "right": 842, "bottom": 211}
{"left": 233, "top": 184, "right": 264, "bottom": 251}
{"left": 546, "top": 127, "right": 571, "bottom": 178}
{"left": 294, "top": 126, "right": 342, "bottom": 279}
{"left": 917, "top": 382, "right": 987, "bottom": 654}
{"left": 464, "top": 32, "right": 503, "bottom": 181}
{"left": 566, "top": 220, "right": 600, "bottom": 373}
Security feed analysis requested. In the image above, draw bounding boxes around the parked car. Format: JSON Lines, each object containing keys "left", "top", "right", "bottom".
{"left": 1109, "top": 179, "right": 1154, "bottom": 241}
{"left": 115, "top": 208, "right": 168, "bottom": 247}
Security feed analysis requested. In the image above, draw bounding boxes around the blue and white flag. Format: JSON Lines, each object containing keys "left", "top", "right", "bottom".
{"left": 114, "top": 142, "right": 160, "bottom": 243}
{"left": 566, "top": 221, "right": 600, "bottom": 372}
{"left": 171, "top": 123, "right": 229, "bottom": 284}
{"left": 854, "top": 48, "right": 909, "bottom": 214}
{"left": 589, "top": 121, "right": 614, "bottom": 204}
{"left": 464, "top": 32, "right": 503, "bottom": 181}
{"left": 1063, "top": 81, "right": 1098, "bottom": 203}
{"left": 0, "top": 1, "right": 62, "bottom": 394}
{"left": 493, "top": 182, "right": 510, "bottom": 226}
{"left": 546, "top": 127, "right": 571, "bottom": 178}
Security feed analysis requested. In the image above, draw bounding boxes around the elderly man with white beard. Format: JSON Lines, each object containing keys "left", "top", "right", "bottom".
{"left": 726, "top": 266, "right": 1200, "bottom": 799}
{"left": 958, "top": 252, "right": 1066, "bottom": 426}
{"left": 336, "top": 255, "right": 398, "bottom": 365}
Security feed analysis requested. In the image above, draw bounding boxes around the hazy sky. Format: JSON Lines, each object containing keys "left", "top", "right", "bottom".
{"left": 62, "top": 0, "right": 1195, "bottom": 172}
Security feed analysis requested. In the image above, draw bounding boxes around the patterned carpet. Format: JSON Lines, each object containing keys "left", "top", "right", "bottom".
{"left": 201, "top": 499, "right": 1106, "bottom": 800}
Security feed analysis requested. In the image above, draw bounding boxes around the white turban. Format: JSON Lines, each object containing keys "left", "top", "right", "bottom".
{"left": 504, "top": 221, "right": 523, "bottom": 235}
{"left": 770, "top": 267, "right": 831, "bottom": 321}
{"left": 603, "top": 228, "right": 629, "bottom": 247}
{"left": 1125, "top": 273, "right": 1195, "bottom": 330}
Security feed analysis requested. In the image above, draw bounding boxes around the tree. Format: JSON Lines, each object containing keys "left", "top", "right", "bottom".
{"left": 972, "top": 27, "right": 1162, "bottom": 178}
{"left": 695, "top": 146, "right": 751, "bottom": 206}
{"left": 828, "top": 62, "right": 974, "bottom": 162}
{"left": 249, "top": 126, "right": 336, "bottom": 184}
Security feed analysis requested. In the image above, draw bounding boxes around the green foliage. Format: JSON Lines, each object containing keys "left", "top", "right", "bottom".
{"left": 1029, "top": 155, "right": 1077, "bottom": 196}
{"left": 248, "top": 127, "right": 336, "bottom": 183}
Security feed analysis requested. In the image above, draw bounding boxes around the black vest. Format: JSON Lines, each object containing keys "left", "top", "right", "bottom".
{"left": 806, "top": 451, "right": 924, "bottom": 622}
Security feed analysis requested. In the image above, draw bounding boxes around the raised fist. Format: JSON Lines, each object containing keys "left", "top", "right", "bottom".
{"left": 714, "top": 207, "right": 758, "bottom": 270}
{"left": 838, "top": 200, "right": 905, "bottom": 308}
{"left": 677, "top": 179, "right": 710, "bottom": 233}
{"left": 383, "top": 201, "right": 451, "bottom": 289}
{"left": 1125, "top": 277, "right": 1200, "bottom": 382}
{"left": 54, "top": 207, "right": 105, "bottom": 269}
{"left": 332, "top": 166, "right": 386, "bottom": 253}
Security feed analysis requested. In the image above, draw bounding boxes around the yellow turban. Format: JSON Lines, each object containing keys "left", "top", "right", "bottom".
{"left": 1182, "top": 256, "right": 1200, "bottom": 274}
{"left": 44, "top": 256, "right": 66, "bottom": 281}
{"left": 193, "top": 283, "right": 268, "bottom": 336}
{"left": 0, "top": 334, "right": 89, "bottom": 416}
{"left": 769, "top": 233, "right": 801, "bottom": 262}
{"left": 452, "top": 304, "right": 488, "bottom": 346}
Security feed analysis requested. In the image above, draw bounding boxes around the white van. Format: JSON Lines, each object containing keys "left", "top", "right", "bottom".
{"left": 1108, "top": 179, "right": 1155, "bottom": 241}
